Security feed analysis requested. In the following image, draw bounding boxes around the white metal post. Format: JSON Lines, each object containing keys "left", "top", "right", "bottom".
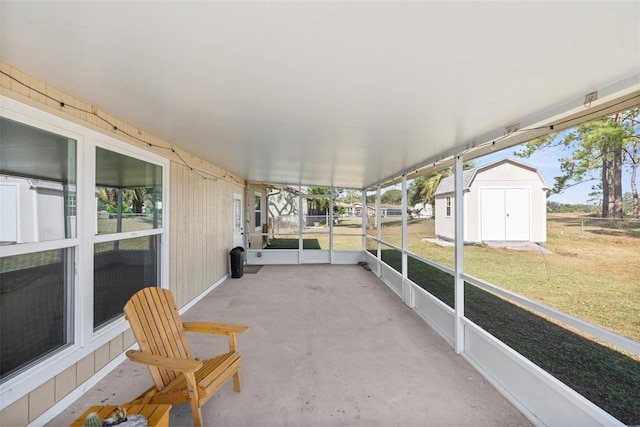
{"left": 361, "top": 190, "right": 367, "bottom": 253}
{"left": 376, "top": 185, "right": 382, "bottom": 274}
{"left": 298, "top": 187, "right": 303, "bottom": 264}
{"left": 329, "top": 194, "right": 333, "bottom": 264}
{"left": 401, "top": 174, "right": 409, "bottom": 305}
{"left": 244, "top": 186, "right": 250, "bottom": 251}
{"left": 454, "top": 155, "right": 465, "bottom": 354}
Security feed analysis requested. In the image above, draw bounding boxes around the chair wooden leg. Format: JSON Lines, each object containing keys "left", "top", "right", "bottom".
{"left": 190, "top": 403, "right": 204, "bottom": 427}
{"left": 184, "top": 372, "right": 203, "bottom": 427}
{"left": 233, "top": 370, "right": 242, "bottom": 392}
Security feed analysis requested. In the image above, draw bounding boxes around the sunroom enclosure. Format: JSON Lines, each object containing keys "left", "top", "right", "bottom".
{"left": 3, "top": 2, "right": 640, "bottom": 424}
{"left": 1, "top": 73, "right": 639, "bottom": 427}
{"left": 246, "top": 154, "right": 639, "bottom": 425}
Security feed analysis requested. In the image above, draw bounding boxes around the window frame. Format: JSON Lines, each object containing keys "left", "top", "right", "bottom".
{"left": 90, "top": 139, "right": 168, "bottom": 335}
{"left": 0, "top": 102, "right": 83, "bottom": 397}
{"left": 0, "top": 95, "right": 170, "bottom": 409}
{"left": 446, "top": 196, "right": 452, "bottom": 217}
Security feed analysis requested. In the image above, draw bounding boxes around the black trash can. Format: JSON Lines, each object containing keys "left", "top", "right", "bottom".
{"left": 229, "top": 246, "right": 245, "bottom": 278}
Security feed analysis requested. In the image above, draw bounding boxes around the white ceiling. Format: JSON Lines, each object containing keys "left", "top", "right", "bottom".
{"left": 2, "top": 1, "right": 639, "bottom": 189}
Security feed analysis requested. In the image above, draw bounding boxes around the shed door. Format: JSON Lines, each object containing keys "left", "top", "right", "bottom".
{"left": 480, "top": 188, "right": 530, "bottom": 241}
{"left": 505, "top": 188, "right": 530, "bottom": 241}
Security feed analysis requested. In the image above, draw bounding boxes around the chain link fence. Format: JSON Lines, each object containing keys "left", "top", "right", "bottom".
{"left": 572, "top": 217, "right": 640, "bottom": 238}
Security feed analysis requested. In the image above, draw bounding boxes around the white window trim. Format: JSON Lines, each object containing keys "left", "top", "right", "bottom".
{"left": 0, "top": 95, "right": 170, "bottom": 410}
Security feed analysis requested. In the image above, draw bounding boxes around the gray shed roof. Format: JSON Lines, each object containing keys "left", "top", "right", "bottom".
{"left": 434, "top": 170, "right": 475, "bottom": 196}
{"left": 433, "top": 158, "right": 548, "bottom": 196}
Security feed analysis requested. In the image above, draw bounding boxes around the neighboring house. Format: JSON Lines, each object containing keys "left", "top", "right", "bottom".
{"left": 337, "top": 202, "right": 402, "bottom": 218}
{"left": 379, "top": 203, "right": 402, "bottom": 217}
{"left": 433, "top": 158, "right": 548, "bottom": 245}
{"left": 335, "top": 201, "right": 358, "bottom": 217}
{"left": 411, "top": 202, "right": 433, "bottom": 218}
{"left": 337, "top": 202, "right": 373, "bottom": 218}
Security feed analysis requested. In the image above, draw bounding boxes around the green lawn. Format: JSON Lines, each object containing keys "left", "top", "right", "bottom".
{"left": 264, "top": 237, "right": 320, "bottom": 249}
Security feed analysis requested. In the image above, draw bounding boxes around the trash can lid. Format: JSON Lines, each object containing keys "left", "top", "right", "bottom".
{"left": 230, "top": 246, "right": 245, "bottom": 254}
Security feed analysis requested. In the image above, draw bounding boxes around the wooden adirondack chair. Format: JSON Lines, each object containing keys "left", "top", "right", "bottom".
{"left": 123, "top": 287, "right": 248, "bottom": 427}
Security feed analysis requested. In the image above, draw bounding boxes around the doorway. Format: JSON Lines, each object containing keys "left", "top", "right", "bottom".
{"left": 233, "top": 193, "right": 244, "bottom": 248}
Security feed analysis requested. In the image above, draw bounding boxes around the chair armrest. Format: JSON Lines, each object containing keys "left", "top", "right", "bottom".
{"left": 182, "top": 322, "right": 249, "bottom": 335}
{"left": 126, "top": 350, "right": 203, "bottom": 372}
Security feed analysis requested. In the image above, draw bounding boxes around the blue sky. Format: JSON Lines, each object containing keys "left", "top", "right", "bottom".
{"left": 476, "top": 143, "right": 632, "bottom": 205}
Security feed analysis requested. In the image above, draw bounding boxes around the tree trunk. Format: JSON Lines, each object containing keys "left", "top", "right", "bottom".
{"left": 132, "top": 199, "right": 144, "bottom": 213}
{"left": 613, "top": 146, "right": 624, "bottom": 218}
{"left": 632, "top": 169, "right": 639, "bottom": 219}
{"left": 628, "top": 141, "right": 640, "bottom": 219}
{"left": 108, "top": 188, "right": 118, "bottom": 203}
{"left": 601, "top": 155, "right": 611, "bottom": 218}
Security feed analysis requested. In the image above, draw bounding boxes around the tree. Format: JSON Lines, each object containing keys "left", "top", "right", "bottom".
{"left": 408, "top": 161, "right": 475, "bottom": 208}
{"left": 96, "top": 187, "right": 114, "bottom": 211}
{"left": 130, "top": 188, "right": 149, "bottom": 213}
{"left": 305, "top": 187, "right": 341, "bottom": 213}
{"left": 365, "top": 193, "right": 376, "bottom": 204}
{"left": 410, "top": 172, "right": 446, "bottom": 206}
{"left": 380, "top": 188, "right": 402, "bottom": 205}
{"left": 96, "top": 186, "right": 157, "bottom": 215}
{"left": 547, "top": 201, "right": 597, "bottom": 214}
{"left": 621, "top": 108, "right": 640, "bottom": 217}
{"left": 623, "top": 192, "right": 635, "bottom": 216}
{"left": 515, "top": 107, "right": 639, "bottom": 218}
{"left": 339, "top": 189, "right": 362, "bottom": 204}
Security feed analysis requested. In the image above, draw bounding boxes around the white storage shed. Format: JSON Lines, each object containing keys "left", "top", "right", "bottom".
{"left": 434, "top": 158, "right": 548, "bottom": 245}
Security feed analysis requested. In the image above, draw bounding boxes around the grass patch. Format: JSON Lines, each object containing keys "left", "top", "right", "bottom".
{"left": 265, "top": 238, "right": 321, "bottom": 249}
{"left": 464, "top": 283, "right": 640, "bottom": 425}
{"left": 407, "top": 256, "right": 454, "bottom": 307}
{"left": 97, "top": 214, "right": 160, "bottom": 235}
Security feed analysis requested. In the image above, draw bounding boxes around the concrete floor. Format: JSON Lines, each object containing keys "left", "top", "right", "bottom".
{"left": 49, "top": 264, "right": 531, "bottom": 426}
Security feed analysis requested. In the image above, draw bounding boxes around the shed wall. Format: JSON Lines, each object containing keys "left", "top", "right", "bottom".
{"left": 434, "top": 193, "right": 469, "bottom": 242}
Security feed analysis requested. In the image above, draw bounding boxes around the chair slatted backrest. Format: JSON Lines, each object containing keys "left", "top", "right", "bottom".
{"left": 124, "top": 287, "right": 193, "bottom": 390}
